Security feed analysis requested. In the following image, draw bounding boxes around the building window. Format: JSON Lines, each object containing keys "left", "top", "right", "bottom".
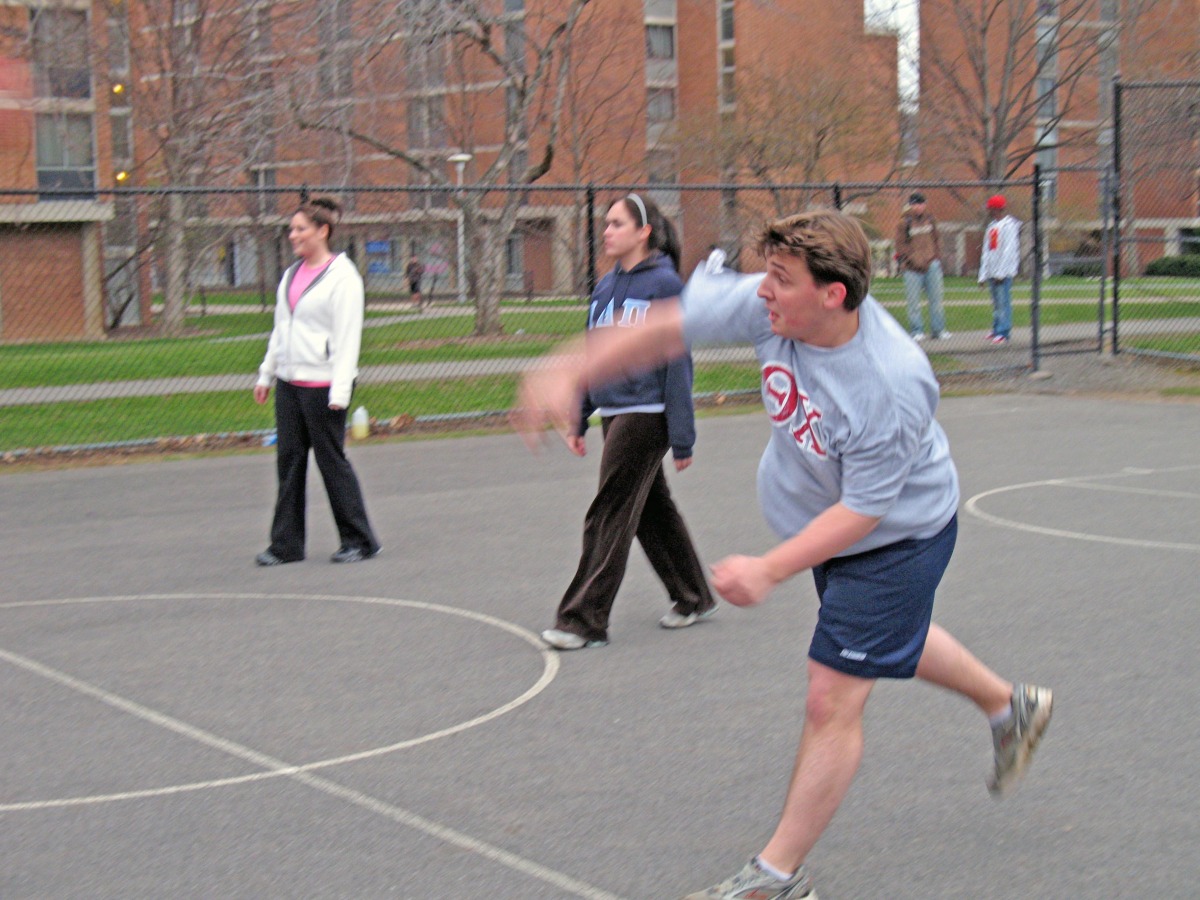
{"left": 1036, "top": 22, "right": 1058, "bottom": 73}
{"left": 504, "top": 19, "right": 526, "bottom": 68}
{"left": 407, "top": 96, "right": 446, "bottom": 150}
{"left": 406, "top": 36, "right": 446, "bottom": 90}
{"left": 505, "top": 232, "right": 524, "bottom": 280}
{"left": 718, "top": 0, "right": 735, "bottom": 111}
{"left": 110, "top": 112, "right": 133, "bottom": 160}
{"left": 36, "top": 113, "right": 96, "bottom": 197}
{"left": 719, "top": 47, "right": 735, "bottom": 107}
{"left": 647, "top": 87, "right": 675, "bottom": 122}
{"left": 646, "top": 24, "right": 675, "bottom": 60}
{"left": 107, "top": 196, "right": 137, "bottom": 247}
{"left": 332, "top": 0, "right": 353, "bottom": 42}
{"left": 32, "top": 8, "right": 91, "bottom": 99}
{"left": 251, "top": 7, "right": 273, "bottom": 57}
{"left": 318, "top": 48, "right": 353, "bottom": 97}
{"left": 1036, "top": 76, "right": 1057, "bottom": 120}
{"left": 106, "top": 14, "right": 129, "bottom": 75}
{"left": 1036, "top": 124, "right": 1058, "bottom": 202}
{"left": 646, "top": 148, "right": 677, "bottom": 184}
{"left": 719, "top": 0, "right": 734, "bottom": 41}
{"left": 174, "top": 0, "right": 199, "bottom": 25}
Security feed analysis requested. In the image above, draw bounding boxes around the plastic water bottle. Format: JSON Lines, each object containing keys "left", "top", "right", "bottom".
{"left": 350, "top": 406, "right": 370, "bottom": 440}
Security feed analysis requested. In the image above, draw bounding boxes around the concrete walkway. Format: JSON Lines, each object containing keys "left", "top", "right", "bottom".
{"left": 3, "top": 317, "right": 1195, "bottom": 408}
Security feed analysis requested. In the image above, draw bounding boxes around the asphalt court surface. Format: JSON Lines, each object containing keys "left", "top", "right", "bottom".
{"left": 2, "top": 393, "right": 1198, "bottom": 899}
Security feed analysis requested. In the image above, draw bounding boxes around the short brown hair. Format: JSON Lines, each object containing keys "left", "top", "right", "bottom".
{"left": 295, "top": 196, "right": 342, "bottom": 239}
{"left": 756, "top": 210, "right": 872, "bottom": 310}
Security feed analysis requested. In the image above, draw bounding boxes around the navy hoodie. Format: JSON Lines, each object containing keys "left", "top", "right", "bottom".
{"left": 579, "top": 252, "right": 696, "bottom": 460}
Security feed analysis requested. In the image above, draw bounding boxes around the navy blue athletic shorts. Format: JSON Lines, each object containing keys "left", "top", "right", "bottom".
{"left": 808, "top": 514, "right": 957, "bottom": 680}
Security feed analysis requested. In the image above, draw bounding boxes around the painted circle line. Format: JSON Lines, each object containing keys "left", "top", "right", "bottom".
{"left": 0, "top": 592, "right": 560, "bottom": 812}
{"left": 964, "top": 465, "right": 1200, "bottom": 552}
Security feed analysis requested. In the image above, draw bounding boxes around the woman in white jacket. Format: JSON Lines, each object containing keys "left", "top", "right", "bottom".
{"left": 253, "top": 196, "right": 380, "bottom": 566}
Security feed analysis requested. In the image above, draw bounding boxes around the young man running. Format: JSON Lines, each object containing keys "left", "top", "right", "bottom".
{"left": 513, "top": 209, "right": 1053, "bottom": 899}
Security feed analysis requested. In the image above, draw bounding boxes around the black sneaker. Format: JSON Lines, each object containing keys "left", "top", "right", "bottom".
{"left": 330, "top": 546, "right": 380, "bottom": 564}
{"left": 255, "top": 550, "right": 300, "bottom": 567}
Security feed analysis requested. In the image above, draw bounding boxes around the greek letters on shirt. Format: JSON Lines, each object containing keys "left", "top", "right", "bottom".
{"left": 762, "top": 361, "right": 826, "bottom": 458}
{"left": 590, "top": 297, "right": 651, "bottom": 329}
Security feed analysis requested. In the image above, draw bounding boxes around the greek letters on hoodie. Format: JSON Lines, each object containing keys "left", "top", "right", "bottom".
{"left": 256, "top": 253, "right": 365, "bottom": 409}
{"left": 579, "top": 252, "right": 696, "bottom": 459}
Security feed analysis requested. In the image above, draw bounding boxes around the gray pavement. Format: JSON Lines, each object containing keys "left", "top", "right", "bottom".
{"left": 2, "top": 394, "right": 1199, "bottom": 898}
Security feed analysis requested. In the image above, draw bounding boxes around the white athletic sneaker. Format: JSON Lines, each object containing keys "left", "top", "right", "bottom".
{"left": 659, "top": 605, "right": 718, "bottom": 629}
{"left": 540, "top": 628, "right": 607, "bottom": 650}
{"left": 682, "top": 858, "right": 816, "bottom": 899}
{"left": 988, "top": 683, "right": 1053, "bottom": 796}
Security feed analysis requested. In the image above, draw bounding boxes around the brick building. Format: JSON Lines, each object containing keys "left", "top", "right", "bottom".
{"left": 0, "top": 1, "right": 120, "bottom": 341}
{"left": 122, "top": 0, "right": 899, "bottom": 303}
{"left": 917, "top": 0, "right": 1200, "bottom": 273}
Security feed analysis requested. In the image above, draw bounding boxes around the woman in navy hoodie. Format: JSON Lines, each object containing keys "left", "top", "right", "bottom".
{"left": 541, "top": 194, "right": 715, "bottom": 650}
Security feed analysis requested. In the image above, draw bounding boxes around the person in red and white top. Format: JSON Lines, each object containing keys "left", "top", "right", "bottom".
{"left": 978, "top": 194, "right": 1022, "bottom": 344}
{"left": 253, "top": 196, "right": 380, "bottom": 566}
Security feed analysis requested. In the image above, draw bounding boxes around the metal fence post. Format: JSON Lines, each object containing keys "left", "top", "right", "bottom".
{"left": 1031, "top": 165, "right": 1042, "bottom": 372}
{"left": 832, "top": 183, "right": 843, "bottom": 210}
{"left": 586, "top": 184, "right": 597, "bottom": 297}
{"left": 1111, "top": 76, "right": 1122, "bottom": 355}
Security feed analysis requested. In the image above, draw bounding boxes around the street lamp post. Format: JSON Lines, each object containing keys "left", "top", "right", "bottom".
{"left": 447, "top": 152, "right": 473, "bottom": 305}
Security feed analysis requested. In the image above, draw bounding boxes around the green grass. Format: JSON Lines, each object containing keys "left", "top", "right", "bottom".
{"left": 0, "top": 360, "right": 764, "bottom": 450}
{"left": 4, "top": 277, "right": 1200, "bottom": 453}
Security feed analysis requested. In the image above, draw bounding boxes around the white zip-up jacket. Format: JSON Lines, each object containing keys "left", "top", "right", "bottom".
{"left": 978, "top": 215, "right": 1021, "bottom": 282}
{"left": 256, "top": 253, "right": 365, "bottom": 409}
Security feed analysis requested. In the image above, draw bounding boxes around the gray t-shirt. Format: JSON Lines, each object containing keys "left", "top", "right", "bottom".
{"left": 681, "top": 268, "right": 959, "bottom": 555}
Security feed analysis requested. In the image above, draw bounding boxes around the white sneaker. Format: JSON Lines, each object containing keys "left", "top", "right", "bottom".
{"left": 935, "top": 330, "right": 952, "bottom": 339}
{"left": 540, "top": 628, "right": 607, "bottom": 650}
{"left": 659, "top": 605, "right": 718, "bottom": 629}
{"left": 682, "top": 858, "right": 815, "bottom": 899}
{"left": 911, "top": 333, "right": 926, "bottom": 343}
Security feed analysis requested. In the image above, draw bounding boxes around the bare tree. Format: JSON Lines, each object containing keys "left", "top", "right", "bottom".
{"left": 555, "top": 11, "right": 647, "bottom": 294}
{"left": 674, "top": 43, "right": 903, "bottom": 254}
{"left": 918, "top": 0, "right": 1173, "bottom": 181}
{"left": 286, "top": 0, "right": 594, "bottom": 336}
{"left": 101, "top": 0, "right": 273, "bottom": 334}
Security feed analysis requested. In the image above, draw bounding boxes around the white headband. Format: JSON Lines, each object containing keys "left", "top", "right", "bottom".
{"left": 626, "top": 193, "right": 648, "bottom": 227}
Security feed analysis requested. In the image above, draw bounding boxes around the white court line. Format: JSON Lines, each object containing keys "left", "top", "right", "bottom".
{"left": 964, "top": 465, "right": 1200, "bottom": 551}
{"left": 1, "top": 594, "right": 626, "bottom": 900}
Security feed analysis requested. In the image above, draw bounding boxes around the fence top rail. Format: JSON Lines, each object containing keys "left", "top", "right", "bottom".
{"left": 1121, "top": 79, "right": 1200, "bottom": 90}
{"left": 0, "top": 177, "right": 1039, "bottom": 200}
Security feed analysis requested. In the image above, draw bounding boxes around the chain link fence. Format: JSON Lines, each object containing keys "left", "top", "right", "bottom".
{"left": 1113, "top": 78, "right": 1200, "bottom": 360}
{"left": 2, "top": 172, "right": 1198, "bottom": 457}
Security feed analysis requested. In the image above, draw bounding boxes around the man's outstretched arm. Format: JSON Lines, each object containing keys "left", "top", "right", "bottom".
{"left": 510, "top": 299, "right": 686, "bottom": 449}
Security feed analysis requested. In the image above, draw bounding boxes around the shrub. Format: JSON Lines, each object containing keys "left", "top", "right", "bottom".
{"left": 1144, "top": 255, "right": 1200, "bottom": 277}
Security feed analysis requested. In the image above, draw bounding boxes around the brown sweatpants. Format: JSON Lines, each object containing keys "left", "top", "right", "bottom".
{"left": 554, "top": 413, "right": 714, "bottom": 641}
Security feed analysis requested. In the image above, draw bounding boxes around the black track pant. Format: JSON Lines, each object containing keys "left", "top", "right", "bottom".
{"left": 267, "top": 380, "right": 379, "bottom": 561}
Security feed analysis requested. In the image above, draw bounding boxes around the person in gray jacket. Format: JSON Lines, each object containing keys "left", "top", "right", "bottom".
{"left": 540, "top": 194, "right": 715, "bottom": 650}
{"left": 253, "top": 196, "right": 380, "bottom": 566}
{"left": 514, "top": 209, "right": 1052, "bottom": 898}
